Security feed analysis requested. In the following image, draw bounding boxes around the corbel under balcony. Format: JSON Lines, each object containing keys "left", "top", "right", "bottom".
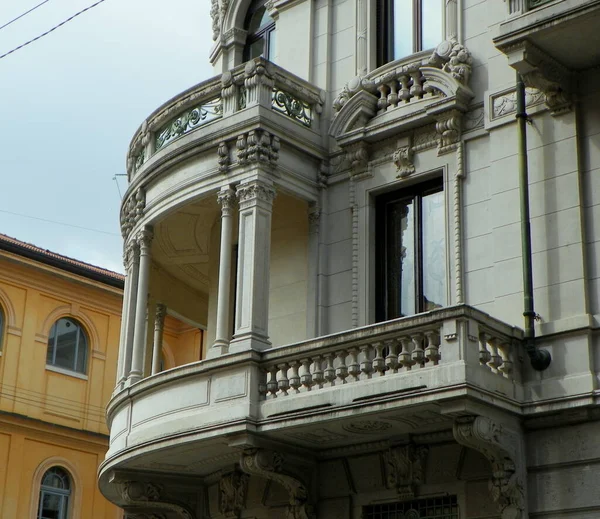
{"left": 329, "top": 40, "right": 474, "bottom": 168}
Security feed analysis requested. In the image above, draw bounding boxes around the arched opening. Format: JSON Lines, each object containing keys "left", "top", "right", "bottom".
{"left": 243, "top": 0, "right": 276, "bottom": 61}
{"left": 37, "top": 466, "right": 72, "bottom": 519}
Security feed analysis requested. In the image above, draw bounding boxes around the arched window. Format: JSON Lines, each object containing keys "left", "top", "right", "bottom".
{"left": 244, "top": 0, "right": 276, "bottom": 61}
{"left": 0, "top": 306, "right": 4, "bottom": 352}
{"left": 46, "top": 317, "right": 88, "bottom": 374}
{"left": 37, "top": 467, "right": 71, "bottom": 519}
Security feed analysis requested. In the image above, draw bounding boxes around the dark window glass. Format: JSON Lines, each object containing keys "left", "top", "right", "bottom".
{"left": 376, "top": 177, "right": 445, "bottom": 321}
{"left": 38, "top": 467, "right": 71, "bottom": 519}
{"left": 378, "top": 0, "right": 443, "bottom": 65}
{"left": 47, "top": 318, "right": 88, "bottom": 374}
{"left": 244, "top": 0, "right": 276, "bottom": 61}
{"left": 364, "top": 495, "right": 458, "bottom": 519}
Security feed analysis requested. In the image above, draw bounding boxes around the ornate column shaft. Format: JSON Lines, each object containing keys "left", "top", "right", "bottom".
{"left": 151, "top": 303, "right": 166, "bottom": 375}
{"left": 129, "top": 227, "right": 153, "bottom": 383}
{"left": 230, "top": 179, "right": 276, "bottom": 352}
{"left": 119, "top": 241, "right": 140, "bottom": 384}
{"left": 210, "top": 187, "right": 237, "bottom": 357}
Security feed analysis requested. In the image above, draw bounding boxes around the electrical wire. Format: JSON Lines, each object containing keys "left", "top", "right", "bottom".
{"left": 0, "top": 208, "right": 120, "bottom": 237}
{"left": 0, "top": 0, "right": 107, "bottom": 61}
{"left": 0, "top": 0, "right": 51, "bottom": 31}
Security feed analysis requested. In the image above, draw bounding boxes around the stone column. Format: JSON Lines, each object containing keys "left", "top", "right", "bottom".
{"left": 119, "top": 241, "right": 140, "bottom": 385}
{"left": 128, "top": 226, "right": 153, "bottom": 383}
{"left": 210, "top": 187, "right": 236, "bottom": 357}
{"left": 151, "top": 303, "right": 166, "bottom": 375}
{"left": 306, "top": 204, "right": 321, "bottom": 339}
{"left": 229, "top": 179, "right": 276, "bottom": 352}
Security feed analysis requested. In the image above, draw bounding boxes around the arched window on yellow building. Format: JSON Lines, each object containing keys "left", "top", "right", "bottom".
{"left": 0, "top": 305, "right": 4, "bottom": 353}
{"left": 37, "top": 466, "right": 72, "bottom": 519}
{"left": 46, "top": 317, "right": 89, "bottom": 375}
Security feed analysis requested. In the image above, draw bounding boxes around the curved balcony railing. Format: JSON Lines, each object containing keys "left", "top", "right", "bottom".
{"left": 105, "top": 305, "right": 524, "bottom": 461}
{"left": 126, "top": 58, "right": 325, "bottom": 179}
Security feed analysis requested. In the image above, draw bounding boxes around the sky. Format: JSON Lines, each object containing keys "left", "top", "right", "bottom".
{"left": 0, "top": 0, "right": 214, "bottom": 273}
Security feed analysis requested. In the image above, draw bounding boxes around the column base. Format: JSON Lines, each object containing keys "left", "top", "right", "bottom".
{"left": 229, "top": 333, "right": 272, "bottom": 353}
{"left": 207, "top": 341, "right": 230, "bottom": 358}
{"left": 126, "top": 372, "right": 143, "bottom": 386}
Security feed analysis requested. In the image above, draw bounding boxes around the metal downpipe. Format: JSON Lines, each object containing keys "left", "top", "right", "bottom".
{"left": 516, "top": 72, "right": 551, "bottom": 371}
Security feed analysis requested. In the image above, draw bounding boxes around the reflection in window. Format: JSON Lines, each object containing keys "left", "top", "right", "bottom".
{"left": 376, "top": 177, "right": 446, "bottom": 321}
{"left": 378, "top": 0, "right": 444, "bottom": 65}
{"left": 46, "top": 317, "right": 88, "bottom": 374}
{"left": 38, "top": 467, "right": 71, "bottom": 519}
{"left": 244, "top": 0, "right": 276, "bottom": 61}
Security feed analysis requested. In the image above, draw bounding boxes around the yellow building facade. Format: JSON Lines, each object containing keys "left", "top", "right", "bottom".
{"left": 0, "top": 234, "right": 124, "bottom": 519}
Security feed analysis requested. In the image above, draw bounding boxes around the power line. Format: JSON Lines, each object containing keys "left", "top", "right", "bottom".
{"left": 0, "top": 208, "right": 120, "bottom": 237}
{"left": 0, "top": 0, "right": 107, "bottom": 61}
{"left": 0, "top": 0, "right": 51, "bottom": 31}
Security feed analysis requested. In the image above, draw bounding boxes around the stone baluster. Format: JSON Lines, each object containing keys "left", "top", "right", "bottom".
{"left": 377, "top": 84, "right": 390, "bottom": 113}
{"left": 300, "top": 358, "right": 313, "bottom": 390}
{"left": 313, "top": 355, "right": 324, "bottom": 389}
{"left": 288, "top": 361, "right": 301, "bottom": 393}
{"left": 359, "top": 345, "right": 373, "bottom": 379}
{"left": 372, "top": 342, "right": 386, "bottom": 377}
{"left": 347, "top": 348, "right": 360, "bottom": 381}
{"left": 487, "top": 338, "right": 503, "bottom": 372}
{"left": 387, "top": 81, "right": 399, "bottom": 109}
{"left": 408, "top": 66, "right": 424, "bottom": 98}
{"left": 277, "top": 363, "right": 290, "bottom": 396}
{"left": 336, "top": 350, "right": 349, "bottom": 384}
{"left": 385, "top": 339, "right": 399, "bottom": 373}
{"left": 399, "top": 74, "right": 412, "bottom": 103}
{"left": 399, "top": 336, "right": 415, "bottom": 370}
{"left": 324, "top": 353, "right": 336, "bottom": 386}
{"left": 266, "top": 366, "right": 279, "bottom": 397}
{"left": 424, "top": 330, "right": 441, "bottom": 365}
{"left": 498, "top": 342, "right": 513, "bottom": 377}
{"left": 479, "top": 332, "right": 492, "bottom": 367}
{"left": 411, "top": 334, "right": 426, "bottom": 367}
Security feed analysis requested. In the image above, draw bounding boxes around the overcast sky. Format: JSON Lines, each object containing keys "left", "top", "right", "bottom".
{"left": 0, "top": 0, "right": 214, "bottom": 273}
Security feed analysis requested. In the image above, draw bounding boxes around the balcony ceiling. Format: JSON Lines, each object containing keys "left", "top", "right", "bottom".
{"left": 153, "top": 197, "right": 219, "bottom": 295}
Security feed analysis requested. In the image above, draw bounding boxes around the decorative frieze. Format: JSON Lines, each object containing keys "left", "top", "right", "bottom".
{"left": 219, "top": 471, "right": 249, "bottom": 518}
{"left": 120, "top": 188, "right": 146, "bottom": 238}
{"left": 453, "top": 416, "right": 525, "bottom": 519}
{"left": 383, "top": 444, "right": 429, "bottom": 500}
{"left": 236, "top": 130, "right": 280, "bottom": 166}
{"left": 491, "top": 87, "right": 545, "bottom": 120}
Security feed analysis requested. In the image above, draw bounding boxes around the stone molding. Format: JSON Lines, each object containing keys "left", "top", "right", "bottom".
{"left": 383, "top": 444, "right": 429, "bottom": 500}
{"left": 239, "top": 449, "right": 312, "bottom": 519}
{"left": 453, "top": 416, "right": 525, "bottom": 519}
{"left": 218, "top": 470, "right": 249, "bottom": 518}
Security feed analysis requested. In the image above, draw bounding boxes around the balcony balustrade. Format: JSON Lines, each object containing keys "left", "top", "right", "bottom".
{"left": 103, "top": 305, "right": 524, "bottom": 479}
{"left": 126, "top": 57, "right": 325, "bottom": 180}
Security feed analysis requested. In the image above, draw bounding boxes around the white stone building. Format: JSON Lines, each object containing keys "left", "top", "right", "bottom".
{"left": 98, "top": 0, "right": 600, "bottom": 518}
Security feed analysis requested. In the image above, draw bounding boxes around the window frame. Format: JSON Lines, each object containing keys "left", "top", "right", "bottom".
{"left": 375, "top": 176, "right": 445, "bottom": 322}
{"left": 377, "top": 0, "right": 444, "bottom": 67}
{"left": 37, "top": 467, "right": 72, "bottom": 519}
{"left": 243, "top": 0, "right": 276, "bottom": 62}
{"left": 46, "top": 317, "right": 89, "bottom": 375}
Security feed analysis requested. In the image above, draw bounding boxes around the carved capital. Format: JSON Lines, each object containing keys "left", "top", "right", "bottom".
{"left": 240, "top": 450, "right": 312, "bottom": 519}
{"left": 383, "top": 444, "right": 428, "bottom": 500}
{"left": 505, "top": 41, "right": 572, "bottom": 115}
{"left": 154, "top": 303, "right": 166, "bottom": 332}
{"left": 219, "top": 471, "right": 249, "bottom": 518}
{"left": 236, "top": 181, "right": 276, "bottom": 208}
{"left": 124, "top": 240, "right": 140, "bottom": 270}
{"left": 393, "top": 142, "right": 415, "bottom": 178}
{"left": 453, "top": 416, "right": 525, "bottom": 519}
{"left": 217, "top": 187, "right": 236, "bottom": 216}
{"left": 435, "top": 110, "right": 462, "bottom": 155}
{"left": 308, "top": 205, "right": 321, "bottom": 234}
{"left": 136, "top": 226, "right": 154, "bottom": 255}
{"left": 120, "top": 188, "right": 146, "bottom": 238}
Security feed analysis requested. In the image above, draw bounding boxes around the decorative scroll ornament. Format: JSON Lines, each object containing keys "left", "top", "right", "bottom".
{"left": 272, "top": 89, "right": 312, "bottom": 127}
{"left": 453, "top": 416, "right": 525, "bottom": 519}
{"left": 346, "top": 142, "right": 369, "bottom": 178}
{"left": 383, "top": 444, "right": 428, "bottom": 500}
{"left": 393, "top": 142, "right": 415, "bottom": 178}
{"left": 120, "top": 188, "right": 146, "bottom": 238}
{"left": 235, "top": 130, "right": 280, "bottom": 166}
{"left": 219, "top": 471, "right": 249, "bottom": 518}
{"left": 240, "top": 450, "right": 313, "bottom": 519}
{"left": 435, "top": 110, "right": 462, "bottom": 155}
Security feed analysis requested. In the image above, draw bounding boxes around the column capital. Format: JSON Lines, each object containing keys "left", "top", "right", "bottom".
{"left": 154, "top": 303, "right": 166, "bottom": 326}
{"left": 123, "top": 240, "right": 140, "bottom": 270}
{"left": 136, "top": 226, "right": 154, "bottom": 254}
{"left": 236, "top": 180, "right": 276, "bottom": 209}
{"left": 217, "top": 187, "right": 237, "bottom": 216}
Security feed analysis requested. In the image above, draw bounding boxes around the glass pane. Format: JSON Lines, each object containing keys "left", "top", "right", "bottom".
{"left": 386, "top": 198, "right": 415, "bottom": 318}
{"left": 39, "top": 491, "right": 63, "bottom": 519}
{"left": 422, "top": 190, "right": 446, "bottom": 310}
{"left": 247, "top": 7, "right": 273, "bottom": 33}
{"left": 267, "top": 28, "right": 276, "bottom": 61}
{"left": 422, "top": 0, "right": 443, "bottom": 50}
{"left": 392, "top": 0, "right": 413, "bottom": 59}
{"left": 75, "top": 328, "right": 87, "bottom": 374}
{"left": 42, "top": 467, "right": 70, "bottom": 490}
{"left": 247, "top": 37, "right": 265, "bottom": 59}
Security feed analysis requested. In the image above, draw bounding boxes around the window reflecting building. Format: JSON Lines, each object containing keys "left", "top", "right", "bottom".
{"left": 101, "top": 0, "right": 600, "bottom": 518}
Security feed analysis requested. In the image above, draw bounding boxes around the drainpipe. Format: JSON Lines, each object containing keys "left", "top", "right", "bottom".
{"left": 516, "top": 72, "right": 551, "bottom": 371}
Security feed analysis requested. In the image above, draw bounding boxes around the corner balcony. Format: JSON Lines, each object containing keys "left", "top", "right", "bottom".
{"left": 494, "top": 0, "right": 600, "bottom": 113}
{"left": 99, "top": 305, "right": 525, "bottom": 511}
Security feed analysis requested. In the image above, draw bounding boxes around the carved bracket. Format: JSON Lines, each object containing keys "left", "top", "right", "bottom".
{"left": 505, "top": 41, "right": 572, "bottom": 116}
{"left": 239, "top": 450, "right": 312, "bottom": 519}
{"left": 119, "top": 480, "right": 194, "bottom": 519}
{"left": 219, "top": 470, "right": 249, "bottom": 518}
{"left": 453, "top": 416, "right": 526, "bottom": 519}
{"left": 393, "top": 140, "right": 415, "bottom": 178}
{"left": 345, "top": 142, "right": 370, "bottom": 179}
{"left": 383, "top": 444, "right": 428, "bottom": 500}
{"left": 236, "top": 130, "right": 280, "bottom": 167}
{"left": 435, "top": 110, "right": 462, "bottom": 155}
